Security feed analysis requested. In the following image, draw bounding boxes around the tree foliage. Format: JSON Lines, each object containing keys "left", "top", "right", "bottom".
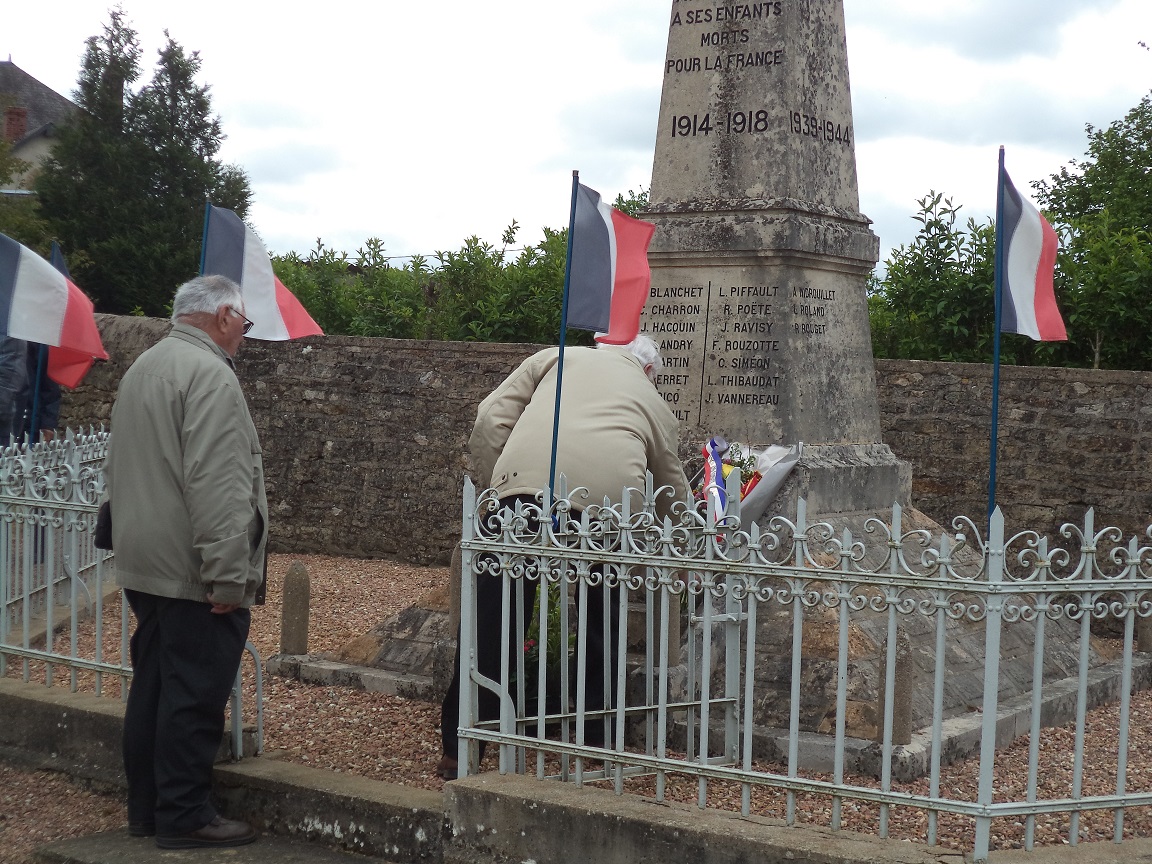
{"left": 0, "top": 139, "right": 53, "bottom": 255}
{"left": 278, "top": 186, "right": 650, "bottom": 345}
{"left": 869, "top": 193, "right": 1007, "bottom": 364}
{"left": 613, "top": 186, "right": 650, "bottom": 218}
{"left": 425, "top": 223, "right": 572, "bottom": 342}
{"left": 275, "top": 223, "right": 593, "bottom": 346}
{"left": 273, "top": 238, "right": 428, "bottom": 340}
{"left": 1034, "top": 93, "right": 1152, "bottom": 234}
{"left": 1033, "top": 93, "right": 1152, "bottom": 370}
{"left": 867, "top": 190, "right": 1152, "bottom": 371}
{"left": 871, "top": 92, "right": 1152, "bottom": 371}
{"left": 34, "top": 10, "right": 251, "bottom": 315}
{"left": 1051, "top": 211, "right": 1152, "bottom": 369}
{"left": 0, "top": 138, "right": 28, "bottom": 189}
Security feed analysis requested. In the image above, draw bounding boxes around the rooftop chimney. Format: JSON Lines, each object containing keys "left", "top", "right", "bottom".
{"left": 4, "top": 106, "right": 28, "bottom": 143}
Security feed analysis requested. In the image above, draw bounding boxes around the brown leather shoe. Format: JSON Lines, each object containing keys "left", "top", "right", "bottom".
{"left": 436, "top": 756, "right": 459, "bottom": 780}
{"left": 155, "top": 815, "right": 257, "bottom": 849}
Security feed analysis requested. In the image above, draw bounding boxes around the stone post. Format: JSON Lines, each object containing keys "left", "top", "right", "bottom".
{"left": 280, "top": 559, "right": 310, "bottom": 656}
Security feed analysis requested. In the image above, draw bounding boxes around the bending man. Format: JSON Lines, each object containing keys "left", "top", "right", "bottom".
{"left": 438, "top": 334, "right": 689, "bottom": 779}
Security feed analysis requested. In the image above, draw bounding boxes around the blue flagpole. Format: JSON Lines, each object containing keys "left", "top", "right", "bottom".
{"left": 198, "top": 200, "right": 213, "bottom": 275}
{"left": 29, "top": 343, "right": 46, "bottom": 442}
{"left": 31, "top": 241, "right": 70, "bottom": 441}
{"left": 988, "top": 146, "right": 1007, "bottom": 526}
{"left": 548, "top": 171, "right": 581, "bottom": 499}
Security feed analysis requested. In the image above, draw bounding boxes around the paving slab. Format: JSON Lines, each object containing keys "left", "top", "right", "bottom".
{"left": 34, "top": 830, "right": 386, "bottom": 864}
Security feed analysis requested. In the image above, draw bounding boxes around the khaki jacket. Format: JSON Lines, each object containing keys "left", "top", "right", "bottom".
{"left": 103, "top": 324, "right": 268, "bottom": 607}
{"left": 469, "top": 345, "right": 689, "bottom": 520}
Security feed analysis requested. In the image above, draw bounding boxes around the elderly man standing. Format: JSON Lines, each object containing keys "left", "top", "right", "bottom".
{"left": 103, "top": 274, "right": 267, "bottom": 848}
{"left": 438, "top": 334, "right": 689, "bottom": 779}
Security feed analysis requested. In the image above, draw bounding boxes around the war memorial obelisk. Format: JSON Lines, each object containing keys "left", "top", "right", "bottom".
{"left": 643, "top": 0, "right": 909, "bottom": 514}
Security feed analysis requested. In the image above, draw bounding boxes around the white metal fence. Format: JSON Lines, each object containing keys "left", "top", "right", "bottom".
{"left": 455, "top": 473, "right": 1152, "bottom": 864}
{"left": 0, "top": 429, "right": 262, "bottom": 758}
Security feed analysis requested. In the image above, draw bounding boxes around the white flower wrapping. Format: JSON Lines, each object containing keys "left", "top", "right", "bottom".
{"left": 736, "top": 442, "right": 802, "bottom": 531}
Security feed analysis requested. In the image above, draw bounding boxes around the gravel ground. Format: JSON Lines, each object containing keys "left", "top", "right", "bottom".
{"left": 3, "top": 553, "right": 1152, "bottom": 863}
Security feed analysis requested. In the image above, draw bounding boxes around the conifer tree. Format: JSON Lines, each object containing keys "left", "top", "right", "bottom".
{"left": 36, "top": 10, "right": 251, "bottom": 315}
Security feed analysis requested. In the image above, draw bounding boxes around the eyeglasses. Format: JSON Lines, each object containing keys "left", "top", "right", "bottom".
{"left": 228, "top": 307, "right": 255, "bottom": 335}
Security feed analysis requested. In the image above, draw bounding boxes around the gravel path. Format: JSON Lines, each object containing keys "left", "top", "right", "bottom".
{"left": 3, "top": 553, "right": 1151, "bottom": 863}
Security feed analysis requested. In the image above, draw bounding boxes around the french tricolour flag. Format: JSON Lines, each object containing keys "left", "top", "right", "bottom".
{"left": 702, "top": 436, "right": 728, "bottom": 525}
{"left": 201, "top": 204, "right": 323, "bottom": 341}
{"left": 566, "top": 183, "right": 656, "bottom": 345}
{"left": 998, "top": 167, "right": 1066, "bottom": 342}
{"left": 0, "top": 233, "right": 107, "bottom": 388}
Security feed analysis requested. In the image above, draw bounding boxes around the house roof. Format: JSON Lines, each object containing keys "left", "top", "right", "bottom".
{"left": 11, "top": 121, "right": 60, "bottom": 151}
{"left": 0, "top": 61, "right": 78, "bottom": 131}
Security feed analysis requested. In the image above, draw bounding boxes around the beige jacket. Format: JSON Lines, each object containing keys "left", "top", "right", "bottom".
{"left": 469, "top": 345, "right": 689, "bottom": 520}
{"left": 103, "top": 324, "right": 268, "bottom": 607}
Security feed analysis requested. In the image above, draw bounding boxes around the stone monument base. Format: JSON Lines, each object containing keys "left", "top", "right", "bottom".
{"left": 785, "top": 443, "right": 912, "bottom": 517}
{"left": 329, "top": 585, "right": 455, "bottom": 701}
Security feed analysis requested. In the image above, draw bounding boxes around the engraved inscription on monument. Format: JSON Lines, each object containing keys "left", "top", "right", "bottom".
{"left": 642, "top": 0, "right": 882, "bottom": 449}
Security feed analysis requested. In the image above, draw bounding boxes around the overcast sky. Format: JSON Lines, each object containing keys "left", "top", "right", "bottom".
{"left": 6, "top": 1, "right": 1150, "bottom": 269}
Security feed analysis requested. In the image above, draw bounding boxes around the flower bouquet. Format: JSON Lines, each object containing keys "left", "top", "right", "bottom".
{"left": 693, "top": 437, "right": 802, "bottom": 529}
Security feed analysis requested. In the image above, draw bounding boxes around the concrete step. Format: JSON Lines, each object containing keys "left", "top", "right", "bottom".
{"left": 34, "top": 829, "right": 390, "bottom": 864}
{"left": 266, "top": 653, "right": 440, "bottom": 701}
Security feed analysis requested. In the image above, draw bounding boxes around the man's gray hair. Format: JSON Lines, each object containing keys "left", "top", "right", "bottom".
{"left": 622, "top": 334, "right": 668, "bottom": 370}
{"left": 601, "top": 334, "right": 664, "bottom": 374}
{"left": 171, "top": 275, "right": 244, "bottom": 322}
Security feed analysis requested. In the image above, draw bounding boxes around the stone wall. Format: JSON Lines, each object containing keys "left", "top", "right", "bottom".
{"left": 64, "top": 316, "right": 539, "bottom": 564}
{"left": 876, "top": 359, "right": 1152, "bottom": 541}
{"left": 64, "top": 316, "right": 1152, "bottom": 564}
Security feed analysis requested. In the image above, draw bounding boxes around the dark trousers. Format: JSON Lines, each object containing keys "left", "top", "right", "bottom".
{"left": 579, "top": 577, "right": 621, "bottom": 727}
{"left": 440, "top": 570, "right": 539, "bottom": 762}
{"left": 123, "top": 590, "right": 250, "bottom": 835}
{"left": 440, "top": 498, "right": 620, "bottom": 761}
